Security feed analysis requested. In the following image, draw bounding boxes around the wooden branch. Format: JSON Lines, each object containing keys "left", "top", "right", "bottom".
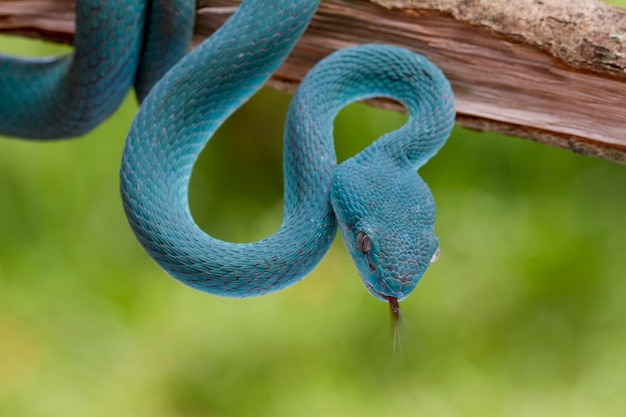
{"left": 1, "top": 0, "right": 625, "bottom": 163}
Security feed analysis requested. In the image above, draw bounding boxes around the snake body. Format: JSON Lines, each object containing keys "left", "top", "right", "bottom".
{"left": 2, "top": 0, "right": 455, "bottom": 304}
{"left": 0, "top": 0, "right": 194, "bottom": 138}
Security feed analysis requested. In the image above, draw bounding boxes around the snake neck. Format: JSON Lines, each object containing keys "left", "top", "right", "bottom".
{"left": 289, "top": 45, "right": 456, "bottom": 173}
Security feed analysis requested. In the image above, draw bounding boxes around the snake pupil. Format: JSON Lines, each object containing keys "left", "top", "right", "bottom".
{"left": 356, "top": 231, "right": 372, "bottom": 254}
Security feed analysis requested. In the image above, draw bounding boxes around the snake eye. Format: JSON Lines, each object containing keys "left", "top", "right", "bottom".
{"left": 430, "top": 247, "right": 440, "bottom": 264}
{"left": 356, "top": 231, "right": 372, "bottom": 254}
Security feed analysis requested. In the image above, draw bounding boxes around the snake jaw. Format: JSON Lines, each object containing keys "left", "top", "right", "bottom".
{"left": 361, "top": 266, "right": 415, "bottom": 303}
{"left": 364, "top": 278, "right": 399, "bottom": 300}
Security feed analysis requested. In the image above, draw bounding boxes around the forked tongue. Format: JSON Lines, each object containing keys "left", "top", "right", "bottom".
{"left": 387, "top": 296, "right": 400, "bottom": 326}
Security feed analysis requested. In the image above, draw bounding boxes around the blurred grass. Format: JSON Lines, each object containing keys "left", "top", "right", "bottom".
{"left": 1, "top": 2, "right": 626, "bottom": 415}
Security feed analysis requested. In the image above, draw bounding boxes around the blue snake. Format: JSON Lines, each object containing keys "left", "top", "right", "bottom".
{"left": 1, "top": 0, "right": 455, "bottom": 312}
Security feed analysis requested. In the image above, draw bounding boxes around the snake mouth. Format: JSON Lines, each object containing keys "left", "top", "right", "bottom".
{"left": 364, "top": 279, "right": 398, "bottom": 301}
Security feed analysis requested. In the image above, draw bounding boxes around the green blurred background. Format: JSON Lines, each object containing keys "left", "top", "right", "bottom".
{"left": 1, "top": 2, "right": 626, "bottom": 415}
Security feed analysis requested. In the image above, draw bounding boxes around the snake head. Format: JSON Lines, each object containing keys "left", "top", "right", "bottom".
{"left": 331, "top": 155, "right": 440, "bottom": 302}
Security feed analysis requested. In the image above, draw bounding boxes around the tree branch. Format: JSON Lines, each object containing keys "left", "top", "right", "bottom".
{"left": 1, "top": 0, "right": 625, "bottom": 163}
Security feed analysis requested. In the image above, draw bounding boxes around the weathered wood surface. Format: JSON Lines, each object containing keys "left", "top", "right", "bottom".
{"left": 1, "top": 0, "right": 625, "bottom": 162}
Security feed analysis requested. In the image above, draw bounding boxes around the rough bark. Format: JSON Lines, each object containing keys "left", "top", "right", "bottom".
{"left": 1, "top": 0, "right": 625, "bottom": 162}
